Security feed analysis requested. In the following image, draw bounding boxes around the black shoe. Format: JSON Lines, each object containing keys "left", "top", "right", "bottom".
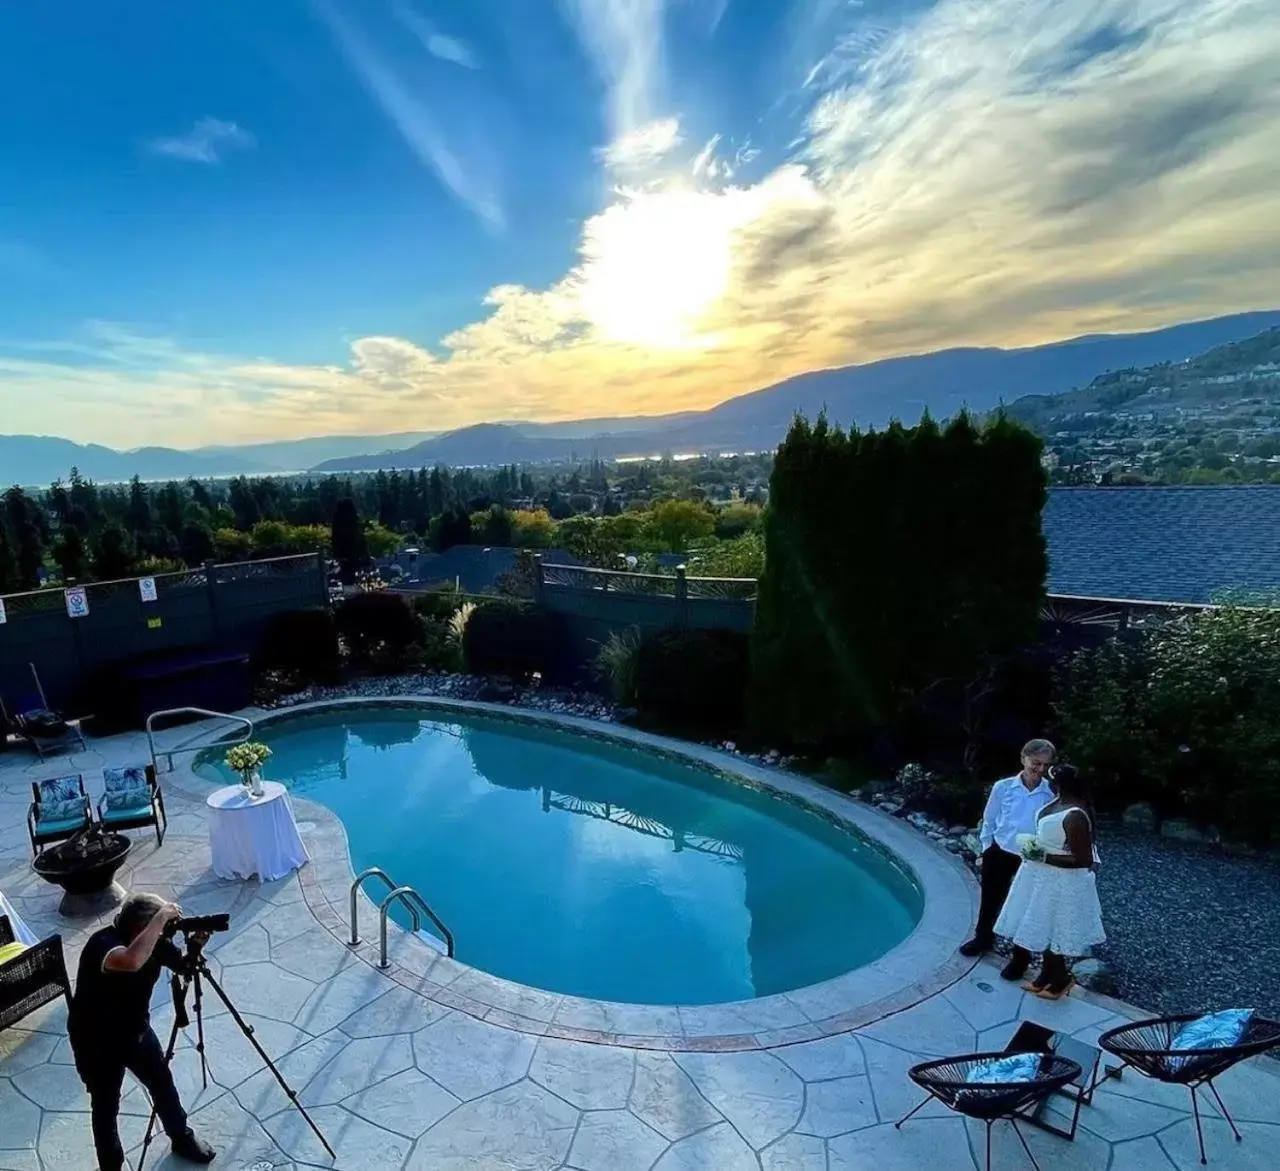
{"left": 1000, "top": 949, "right": 1031, "bottom": 981}
{"left": 959, "top": 937, "right": 990, "bottom": 958}
{"left": 170, "top": 1130, "right": 217, "bottom": 1164}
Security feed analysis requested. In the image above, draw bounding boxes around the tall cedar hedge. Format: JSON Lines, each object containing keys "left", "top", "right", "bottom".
{"left": 751, "top": 411, "right": 1047, "bottom": 752}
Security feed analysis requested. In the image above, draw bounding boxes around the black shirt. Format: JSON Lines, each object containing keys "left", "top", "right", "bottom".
{"left": 68, "top": 926, "right": 183, "bottom": 1046}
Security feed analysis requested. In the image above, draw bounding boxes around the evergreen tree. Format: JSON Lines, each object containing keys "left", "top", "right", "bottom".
{"left": 92, "top": 522, "right": 136, "bottom": 580}
{"left": 330, "top": 497, "right": 368, "bottom": 579}
{"left": 54, "top": 525, "right": 89, "bottom": 582}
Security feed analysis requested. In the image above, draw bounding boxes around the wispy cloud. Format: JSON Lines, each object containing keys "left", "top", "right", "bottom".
{"left": 311, "top": 0, "right": 502, "bottom": 229}
{"left": 147, "top": 117, "right": 255, "bottom": 164}
{"left": 599, "top": 116, "right": 684, "bottom": 171}
{"left": 389, "top": 0, "right": 480, "bottom": 69}
{"left": 561, "top": 0, "right": 673, "bottom": 168}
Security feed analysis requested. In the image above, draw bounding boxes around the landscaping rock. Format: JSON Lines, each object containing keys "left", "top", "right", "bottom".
{"left": 1160, "top": 819, "right": 1218, "bottom": 845}
{"left": 1071, "top": 957, "right": 1117, "bottom": 997}
{"left": 1122, "top": 803, "right": 1158, "bottom": 833}
{"left": 962, "top": 833, "right": 983, "bottom": 857}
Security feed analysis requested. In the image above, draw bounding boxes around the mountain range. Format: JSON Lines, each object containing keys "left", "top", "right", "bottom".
{"left": 3, "top": 310, "right": 1279, "bottom": 485}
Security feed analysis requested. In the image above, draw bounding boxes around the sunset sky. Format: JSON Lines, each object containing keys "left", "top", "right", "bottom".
{"left": 1, "top": 0, "right": 1277, "bottom": 450}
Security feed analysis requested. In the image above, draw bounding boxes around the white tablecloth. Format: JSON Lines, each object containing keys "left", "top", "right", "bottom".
{"left": 206, "top": 782, "right": 310, "bottom": 882}
{"left": 0, "top": 889, "right": 39, "bottom": 946}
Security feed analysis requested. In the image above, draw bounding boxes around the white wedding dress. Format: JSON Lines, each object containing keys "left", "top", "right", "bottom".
{"left": 994, "top": 806, "right": 1106, "bottom": 957}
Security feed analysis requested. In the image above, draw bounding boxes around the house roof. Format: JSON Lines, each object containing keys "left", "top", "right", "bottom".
{"left": 1044, "top": 486, "right": 1280, "bottom": 604}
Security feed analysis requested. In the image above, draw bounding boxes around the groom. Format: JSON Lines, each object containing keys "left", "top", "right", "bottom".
{"left": 959, "top": 739, "right": 1057, "bottom": 979}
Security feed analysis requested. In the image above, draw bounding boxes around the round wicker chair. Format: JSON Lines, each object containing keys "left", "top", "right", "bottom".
{"left": 1099, "top": 1014, "right": 1280, "bottom": 1165}
{"left": 896, "top": 1052, "right": 1082, "bottom": 1171}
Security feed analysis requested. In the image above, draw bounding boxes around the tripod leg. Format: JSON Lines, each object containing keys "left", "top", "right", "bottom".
{"left": 192, "top": 970, "right": 209, "bottom": 1090}
{"left": 137, "top": 991, "right": 187, "bottom": 1171}
{"left": 196, "top": 961, "right": 335, "bottom": 1159}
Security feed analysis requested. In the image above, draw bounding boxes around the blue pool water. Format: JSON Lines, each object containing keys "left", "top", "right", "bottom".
{"left": 197, "top": 707, "right": 921, "bottom": 1004}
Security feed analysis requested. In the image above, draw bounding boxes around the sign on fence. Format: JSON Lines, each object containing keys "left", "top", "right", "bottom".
{"left": 0, "top": 598, "right": 6, "bottom": 624}
{"left": 64, "top": 587, "right": 90, "bottom": 619}
{"left": 139, "top": 576, "right": 158, "bottom": 603}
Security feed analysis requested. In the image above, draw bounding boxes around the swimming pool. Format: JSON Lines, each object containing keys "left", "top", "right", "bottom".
{"left": 196, "top": 705, "right": 921, "bottom": 1004}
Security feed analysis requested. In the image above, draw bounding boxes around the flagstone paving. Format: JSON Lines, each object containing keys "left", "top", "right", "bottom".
{"left": 2, "top": 722, "right": 1278, "bottom": 1170}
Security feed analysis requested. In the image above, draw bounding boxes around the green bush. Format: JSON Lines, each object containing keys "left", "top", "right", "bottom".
{"left": 1055, "top": 607, "right": 1280, "bottom": 845}
{"left": 335, "top": 591, "right": 420, "bottom": 667}
{"left": 412, "top": 585, "right": 463, "bottom": 622}
{"left": 462, "top": 600, "right": 558, "bottom": 681}
{"left": 418, "top": 615, "right": 463, "bottom": 673}
{"left": 257, "top": 608, "right": 341, "bottom": 683}
{"left": 633, "top": 627, "right": 750, "bottom": 736}
{"left": 595, "top": 628, "right": 642, "bottom": 706}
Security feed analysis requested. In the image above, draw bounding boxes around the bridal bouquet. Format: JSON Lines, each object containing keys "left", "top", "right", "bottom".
{"left": 1015, "top": 833, "right": 1046, "bottom": 863}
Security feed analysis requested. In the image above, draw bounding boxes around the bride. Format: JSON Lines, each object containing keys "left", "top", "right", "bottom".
{"left": 994, "top": 764, "right": 1105, "bottom": 1000}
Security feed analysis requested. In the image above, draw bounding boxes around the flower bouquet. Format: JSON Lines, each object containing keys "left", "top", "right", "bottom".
{"left": 1015, "top": 833, "right": 1046, "bottom": 863}
{"left": 226, "top": 742, "right": 273, "bottom": 798}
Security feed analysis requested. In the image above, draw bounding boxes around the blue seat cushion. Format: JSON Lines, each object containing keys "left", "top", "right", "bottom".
{"left": 103, "top": 768, "right": 151, "bottom": 812}
{"left": 1169, "top": 1010, "right": 1254, "bottom": 1071}
{"left": 102, "top": 799, "right": 152, "bottom": 820}
{"left": 965, "top": 1054, "right": 1043, "bottom": 1086}
{"left": 35, "top": 814, "right": 87, "bottom": 835}
{"left": 38, "top": 797, "right": 85, "bottom": 823}
{"left": 37, "top": 776, "right": 82, "bottom": 804}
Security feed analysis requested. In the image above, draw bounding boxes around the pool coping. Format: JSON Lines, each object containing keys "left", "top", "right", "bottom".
{"left": 177, "top": 695, "right": 979, "bottom": 1052}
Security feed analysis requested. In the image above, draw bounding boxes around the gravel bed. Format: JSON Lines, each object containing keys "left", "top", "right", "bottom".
{"left": 1094, "top": 824, "right": 1280, "bottom": 1019}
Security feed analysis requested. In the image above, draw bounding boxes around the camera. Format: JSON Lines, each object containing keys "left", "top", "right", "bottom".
{"left": 163, "top": 913, "right": 230, "bottom": 938}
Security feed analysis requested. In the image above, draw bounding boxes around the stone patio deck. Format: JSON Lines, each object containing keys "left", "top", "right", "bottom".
{"left": 2, "top": 717, "right": 1278, "bottom": 1171}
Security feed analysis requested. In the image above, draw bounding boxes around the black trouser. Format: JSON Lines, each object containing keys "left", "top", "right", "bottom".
{"left": 71, "top": 1025, "right": 189, "bottom": 1171}
{"left": 974, "top": 845, "right": 1022, "bottom": 946}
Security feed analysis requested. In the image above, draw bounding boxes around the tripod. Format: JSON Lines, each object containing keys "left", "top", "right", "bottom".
{"left": 137, "top": 938, "right": 333, "bottom": 1170}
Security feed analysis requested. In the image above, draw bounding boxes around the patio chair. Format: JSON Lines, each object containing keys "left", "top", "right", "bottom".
{"left": 97, "top": 764, "right": 167, "bottom": 846}
{"left": 1, "top": 663, "right": 87, "bottom": 759}
{"left": 27, "top": 774, "right": 92, "bottom": 857}
{"left": 896, "top": 1052, "right": 1082, "bottom": 1171}
{"left": 1099, "top": 1013, "right": 1280, "bottom": 1165}
{"left": 0, "top": 914, "right": 72, "bottom": 1033}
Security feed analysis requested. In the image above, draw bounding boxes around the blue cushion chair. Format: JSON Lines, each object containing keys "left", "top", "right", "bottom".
{"left": 97, "top": 765, "right": 166, "bottom": 846}
{"left": 1100, "top": 1013, "right": 1280, "bottom": 1164}
{"left": 896, "top": 1052, "right": 1082, "bottom": 1171}
{"left": 27, "top": 775, "right": 92, "bottom": 857}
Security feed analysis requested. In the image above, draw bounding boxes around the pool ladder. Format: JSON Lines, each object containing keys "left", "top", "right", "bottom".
{"left": 348, "top": 867, "right": 456, "bottom": 968}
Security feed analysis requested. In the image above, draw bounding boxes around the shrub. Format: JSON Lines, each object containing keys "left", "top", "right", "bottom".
{"left": 595, "top": 628, "right": 642, "bottom": 706}
{"left": 258, "top": 608, "right": 341, "bottom": 683}
{"left": 419, "top": 616, "right": 463, "bottom": 673}
{"left": 462, "top": 600, "right": 558, "bottom": 681}
{"left": 335, "top": 592, "right": 420, "bottom": 667}
{"left": 1055, "top": 607, "right": 1280, "bottom": 845}
{"left": 633, "top": 627, "right": 750, "bottom": 736}
{"left": 412, "top": 585, "right": 463, "bottom": 622}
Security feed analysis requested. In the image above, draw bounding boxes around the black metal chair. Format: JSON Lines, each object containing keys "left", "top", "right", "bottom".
{"left": 896, "top": 1052, "right": 1082, "bottom": 1171}
{"left": 0, "top": 915, "right": 72, "bottom": 1033}
{"left": 1099, "top": 1014, "right": 1280, "bottom": 1165}
{"left": 27, "top": 774, "right": 93, "bottom": 857}
{"left": 97, "top": 764, "right": 167, "bottom": 846}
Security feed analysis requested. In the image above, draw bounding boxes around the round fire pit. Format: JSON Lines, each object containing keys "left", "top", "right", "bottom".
{"left": 33, "top": 829, "right": 132, "bottom": 917}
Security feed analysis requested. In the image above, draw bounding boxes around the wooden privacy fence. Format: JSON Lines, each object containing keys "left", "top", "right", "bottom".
{"left": 0, "top": 553, "right": 327, "bottom": 711}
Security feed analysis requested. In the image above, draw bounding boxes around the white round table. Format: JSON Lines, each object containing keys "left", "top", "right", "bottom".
{"left": 206, "top": 782, "right": 310, "bottom": 882}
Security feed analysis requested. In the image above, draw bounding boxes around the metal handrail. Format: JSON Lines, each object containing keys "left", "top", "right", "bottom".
{"left": 348, "top": 867, "right": 397, "bottom": 946}
{"left": 145, "top": 707, "right": 254, "bottom": 774}
{"left": 378, "top": 887, "right": 455, "bottom": 967}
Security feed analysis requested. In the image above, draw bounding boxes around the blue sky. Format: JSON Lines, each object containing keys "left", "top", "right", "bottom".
{"left": 1, "top": 0, "right": 1277, "bottom": 449}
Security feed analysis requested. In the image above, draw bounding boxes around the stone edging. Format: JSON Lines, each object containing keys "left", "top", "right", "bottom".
{"left": 175, "top": 696, "right": 980, "bottom": 1052}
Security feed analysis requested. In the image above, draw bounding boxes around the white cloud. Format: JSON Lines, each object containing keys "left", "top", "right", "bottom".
{"left": 389, "top": 0, "right": 480, "bottom": 69}
{"left": 599, "top": 117, "right": 685, "bottom": 172}
{"left": 147, "top": 118, "right": 254, "bottom": 164}
{"left": 312, "top": 0, "right": 501, "bottom": 228}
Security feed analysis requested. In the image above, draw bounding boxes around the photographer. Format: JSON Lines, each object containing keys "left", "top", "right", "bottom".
{"left": 68, "top": 893, "right": 217, "bottom": 1170}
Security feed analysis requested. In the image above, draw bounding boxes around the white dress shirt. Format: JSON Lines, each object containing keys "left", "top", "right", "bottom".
{"left": 979, "top": 774, "right": 1055, "bottom": 854}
